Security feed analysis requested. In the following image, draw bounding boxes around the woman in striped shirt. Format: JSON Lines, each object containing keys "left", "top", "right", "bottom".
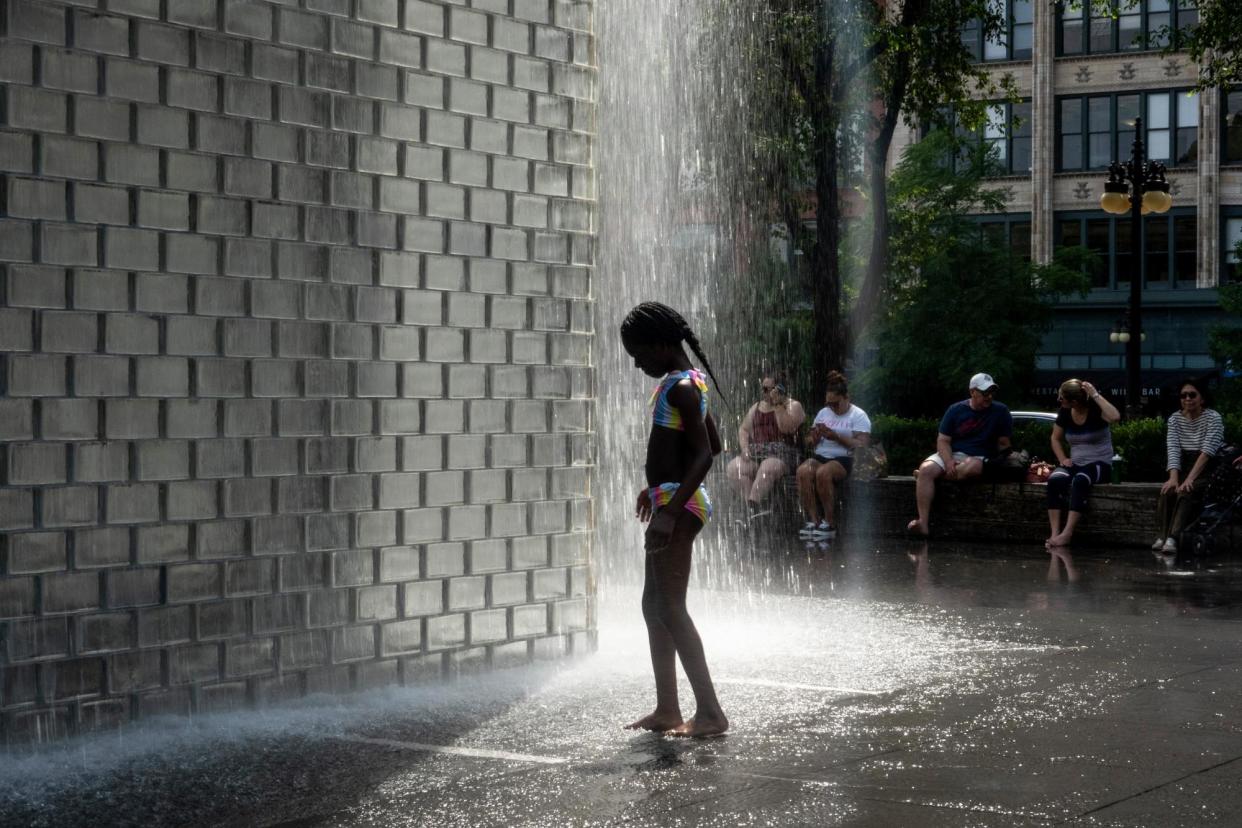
{"left": 1154, "top": 378, "right": 1225, "bottom": 553}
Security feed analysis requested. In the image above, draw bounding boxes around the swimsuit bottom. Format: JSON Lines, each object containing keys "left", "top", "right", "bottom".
{"left": 647, "top": 482, "right": 712, "bottom": 525}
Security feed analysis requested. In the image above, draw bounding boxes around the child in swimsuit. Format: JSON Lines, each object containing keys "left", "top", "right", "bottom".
{"left": 620, "top": 302, "right": 728, "bottom": 739}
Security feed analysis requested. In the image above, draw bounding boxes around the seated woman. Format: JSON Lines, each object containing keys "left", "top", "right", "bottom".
{"left": 795, "top": 371, "right": 871, "bottom": 540}
{"left": 726, "top": 372, "right": 805, "bottom": 519}
{"left": 1154, "top": 378, "right": 1225, "bottom": 553}
{"left": 1046, "top": 379, "right": 1120, "bottom": 547}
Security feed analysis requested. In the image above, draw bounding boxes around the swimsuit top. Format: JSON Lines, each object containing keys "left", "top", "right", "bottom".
{"left": 649, "top": 369, "right": 708, "bottom": 431}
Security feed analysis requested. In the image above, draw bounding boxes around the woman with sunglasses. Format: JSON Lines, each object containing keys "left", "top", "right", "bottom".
{"left": 1153, "top": 378, "right": 1225, "bottom": 553}
{"left": 1045, "top": 379, "right": 1120, "bottom": 548}
{"left": 726, "top": 371, "right": 805, "bottom": 518}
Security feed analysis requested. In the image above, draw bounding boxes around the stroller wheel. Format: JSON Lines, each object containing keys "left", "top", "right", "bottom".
{"left": 1185, "top": 533, "right": 1210, "bottom": 558}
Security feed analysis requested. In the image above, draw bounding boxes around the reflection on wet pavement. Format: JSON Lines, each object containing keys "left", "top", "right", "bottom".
{"left": 4, "top": 533, "right": 1242, "bottom": 827}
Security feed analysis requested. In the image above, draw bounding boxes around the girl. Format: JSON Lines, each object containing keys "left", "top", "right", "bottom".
{"left": 1045, "top": 378, "right": 1120, "bottom": 548}
{"left": 620, "top": 302, "right": 728, "bottom": 739}
{"left": 795, "top": 371, "right": 871, "bottom": 540}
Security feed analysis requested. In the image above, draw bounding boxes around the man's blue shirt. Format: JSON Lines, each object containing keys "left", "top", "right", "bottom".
{"left": 938, "top": 400, "right": 1012, "bottom": 458}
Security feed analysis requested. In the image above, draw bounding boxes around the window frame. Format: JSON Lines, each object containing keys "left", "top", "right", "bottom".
{"left": 964, "top": 0, "right": 1035, "bottom": 63}
{"left": 1056, "top": 89, "right": 1198, "bottom": 172}
{"left": 1055, "top": 208, "right": 1198, "bottom": 291}
{"left": 1223, "top": 207, "right": 1242, "bottom": 285}
{"left": 1223, "top": 89, "right": 1242, "bottom": 165}
{"left": 972, "top": 213, "right": 1034, "bottom": 263}
{"left": 938, "top": 100, "right": 1034, "bottom": 176}
{"left": 1056, "top": 0, "right": 1198, "bottom": 57}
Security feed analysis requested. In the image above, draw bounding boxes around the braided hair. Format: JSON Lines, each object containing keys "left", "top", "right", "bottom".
{"left": 620, "top": 302, "right": 727, "bottom": 407}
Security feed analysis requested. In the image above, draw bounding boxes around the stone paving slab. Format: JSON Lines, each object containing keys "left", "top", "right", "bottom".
{"left": 4, "top": 539, "right": 1242, "bottom": 827}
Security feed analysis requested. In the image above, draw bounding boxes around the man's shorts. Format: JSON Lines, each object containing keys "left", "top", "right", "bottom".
{"left": 923, "top": 451, "right": 986, "bottom": 471}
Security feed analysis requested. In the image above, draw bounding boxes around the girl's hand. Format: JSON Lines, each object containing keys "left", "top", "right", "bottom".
{"left": 635, "top": 489, "right": 652, "bottom": 522}
{"left": 1161, "top": 477, "right": 1178, "bottom": 495}
{"left": 1059, "top": 457, "right": 1073, "bottom": 467}
{"left": 644, "top": 509, "right": 677, "bottom": 553}
{"left": 1177, "top": 477, "right": 1195, "bottom": 494}
{"left": 1082, "top": 381, "right": 1097, "bottom": 398}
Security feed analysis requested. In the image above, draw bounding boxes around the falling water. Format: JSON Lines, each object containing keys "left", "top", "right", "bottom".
{"left": 594, "top": 0, "right": 752, "bottom": 600}
{"left": 593, "top": 0, "right": 868, "bottom": 600}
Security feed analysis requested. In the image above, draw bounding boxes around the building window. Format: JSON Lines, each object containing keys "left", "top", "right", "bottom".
{"left": 1058, "top": 0, "right": 1198, "bottom": 56}
{"left": 1057, "top": 210, "right": 1196, "bottom": 290}
{"left": 975, "top": 214, "right": 1032, "bottom": 262}
{"left": 1224, "top": 214, "right": 1242, "bottom": 283}
{"left": 1224, "top": 90, "right": 1242, "bottom": 164}
{"left": 939, "top": 102, "right": 1032, "bottom": 175}
{"left": 1057, "top": 90, "right": 1197, "bottom": 171}
{"left": 963, "top": 0, "right": 1033, "bottom": 62}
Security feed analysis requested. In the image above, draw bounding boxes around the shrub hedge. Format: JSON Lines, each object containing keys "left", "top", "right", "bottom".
{"left": 871, "top": 413, "right": 1242, "bottom": 482}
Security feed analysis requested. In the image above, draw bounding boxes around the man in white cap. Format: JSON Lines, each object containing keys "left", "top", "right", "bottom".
{"left": 907, "top": 372, "right": 1013, "bottom": 537}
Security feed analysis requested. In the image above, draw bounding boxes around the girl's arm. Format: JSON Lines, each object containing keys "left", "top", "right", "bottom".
{"left": 774, "top": 398, "right": 804, "bottom": 433}
{"left": 1051, "top": 424, "right": 1069, "bottom": 466}
{"left": 737, "top": 403, "right": 755, "bottom": 457}
{"left": 706, "top": 411, "right": 722, "bottom": 456}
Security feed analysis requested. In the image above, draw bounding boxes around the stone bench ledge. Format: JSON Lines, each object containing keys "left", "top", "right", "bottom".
{"left": 843, "top": 477, "right": 1163, "bottom": 548}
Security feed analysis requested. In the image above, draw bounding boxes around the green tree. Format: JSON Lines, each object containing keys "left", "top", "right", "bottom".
{"left": 1209, "top": 275, "right": 1242, "bottom": 414}
{"left": 860, "top": 131, "right": 1091, "bottom": 416}
{"left": 726, "top": 0, "right": 1016, "bottom": 397}
{"left": 1159, "top": 0, "right": 1242, "bottom": 90}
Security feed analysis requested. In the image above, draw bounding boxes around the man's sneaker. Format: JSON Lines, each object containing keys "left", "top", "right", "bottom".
{"left": 810, "top": 521, "right": 834, "bottom": 540}
{"left": 1151, "top": 537, "right": 1166, "bottom": 551}
{"left": 1162, "top": 537, "right": 1178, "bottom": 553}
{"left": 798, "top": 521, "right": 817, "bottom": 538}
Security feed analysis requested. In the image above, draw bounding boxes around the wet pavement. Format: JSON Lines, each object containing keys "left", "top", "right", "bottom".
{"left": 4, "top": 531, "right": 1242, "bottom": 827}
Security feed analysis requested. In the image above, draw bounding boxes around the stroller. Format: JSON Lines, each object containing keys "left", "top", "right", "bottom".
{"left": 1179, "top": 445, "right": 1242, "bottom": 558}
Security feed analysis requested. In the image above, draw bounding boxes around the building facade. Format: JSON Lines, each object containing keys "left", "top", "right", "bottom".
{"left": 891, "top": 0, "right": 1233, "bottom": 407}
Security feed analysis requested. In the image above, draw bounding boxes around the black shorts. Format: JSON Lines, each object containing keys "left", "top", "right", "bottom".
{"left": 812, "top": 454, "right": 852, "bottom": 475}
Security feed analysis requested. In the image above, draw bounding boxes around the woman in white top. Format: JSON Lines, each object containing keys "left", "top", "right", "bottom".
{"left": 795, "top": 371, "right": 871, "bottom": 540}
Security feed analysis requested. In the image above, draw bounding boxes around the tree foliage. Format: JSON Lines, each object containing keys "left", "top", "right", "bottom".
{"left": 722, "top": 0, "right": 1018, "bottom": 400}
{"left": 1209, "top": 273, "right": 1242, "bottom": 414}
{"left": 1162, "top": 0, "right": 1242, "bottom": 90}
{"left": 859, "top": 132, "right": 1091, "bottom": 416}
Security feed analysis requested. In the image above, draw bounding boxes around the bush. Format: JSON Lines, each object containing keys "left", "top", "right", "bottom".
{"left": 871, "top": 413, "right": 1242, "bottom": 482}
{"left": 871, "top": 415, "right": 937, "bottom": 476}
{"left": 1111, "top": 418, "right": 1166, "bottom": 482}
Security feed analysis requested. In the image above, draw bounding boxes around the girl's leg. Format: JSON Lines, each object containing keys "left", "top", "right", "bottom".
{"left": 749, "top": 458, "right": 788, "bottom": 503}
{"left": 1046, "top": 470, "right": 1070, "bottom": 544}
{"left": 1155, "top": 488, "right": 1177, "bottom": 540}
{"left": 796, "top": 460, "right": 821, "bottom": 522}
{"left": 653, "top": 512, "right": 727, "bottom": 738}
{"left": 1170, "top": 477, "right": 1207, "bottom": 537}
{"left": 726, "top": 457, "right": 756, "bottom": 501}
{"left": 625, "top": 551, "right": 683, "bottom": 731}
{"left": 814, "top": 461, "right": 848, "bottom": 526}
{"left": 1051, "top": 464, "right": 1100, "bottom": 546}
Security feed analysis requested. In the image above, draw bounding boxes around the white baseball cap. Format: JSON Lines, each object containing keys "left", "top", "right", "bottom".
{"left": 969, "top": 372, "right": 998, "bottom": 392}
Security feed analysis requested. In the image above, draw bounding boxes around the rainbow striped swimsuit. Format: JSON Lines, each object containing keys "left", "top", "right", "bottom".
{"left": 647, "top": 482, "right": 713, "bottom": 525}
{"left": 646, "top": 369, "right": 713, "bottom": 524}
{"left": 649, "top": 369, "right": 709, "bottom": 431}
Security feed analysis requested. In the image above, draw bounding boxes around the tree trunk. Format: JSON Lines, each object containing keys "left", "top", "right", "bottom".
{"left": 809, "top": 27, "right": 845, "bottom": 398}
{"left": 851, "top": 60, "right": 910, "bottom": 353}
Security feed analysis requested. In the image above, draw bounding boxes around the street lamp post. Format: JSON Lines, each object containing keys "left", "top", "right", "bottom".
{"left": 1099, "top": 116, "right": 1172, "bottom": 419}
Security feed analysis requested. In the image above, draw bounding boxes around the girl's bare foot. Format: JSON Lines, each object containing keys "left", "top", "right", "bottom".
{"left": 666, "top": 713, "right": 728, "bottom": 739}
{"left": 1046, "top": 531, "right": 1071, "bottom": 547}
{"left": 906, "top": 518, "right": 929, "bottom": 537}
{"left": 625, "top": 711, "right": 683, "bottom": 731}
